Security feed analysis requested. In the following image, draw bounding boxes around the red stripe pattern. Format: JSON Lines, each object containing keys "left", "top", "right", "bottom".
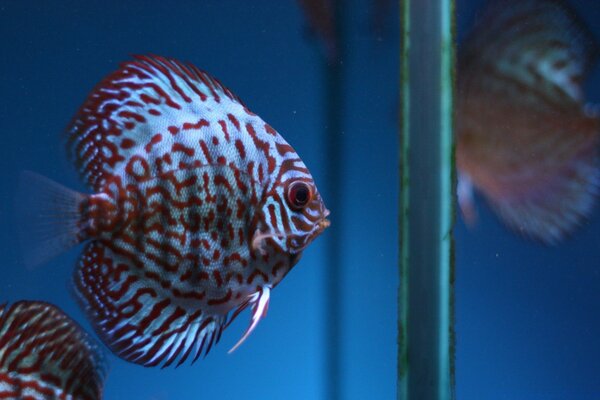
{"left": 67, "top": 55, "right": 330, "bottom": 366}
{"left": 0, "top": 301, "right": 105, "bottom": 400}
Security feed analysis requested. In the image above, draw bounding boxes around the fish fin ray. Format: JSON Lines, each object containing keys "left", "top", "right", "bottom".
{"left": 131, "top": 54, "right": 247, "bottom": 106}
{"left": 227, "top": 286, "right": 270, "bottom": 354}
{"left": 74, "top": 242, "right": 225, "bottom": 367}
{"left": 488, "top": 149, "right": 599, "bottom": 244}
{"left": 15, "top": 171, "right": 87, "bottom": 269}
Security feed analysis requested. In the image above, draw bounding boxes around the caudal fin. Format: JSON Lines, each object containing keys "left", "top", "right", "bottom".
{"left": 15, "top": 171, "right": 87, "bottom": 268}
{"left": 489, "top": 149, "right": 599, "bottom": 245}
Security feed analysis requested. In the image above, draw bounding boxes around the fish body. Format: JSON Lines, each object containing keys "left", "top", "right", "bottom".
{"left": 457, "top": 0, "right": 600, "bottom": 243}
{"left": 0, "top": 301, "right": 105, "bottom": 400}
{"left": 20, "top": 55, "right": 329, "bottom": 367}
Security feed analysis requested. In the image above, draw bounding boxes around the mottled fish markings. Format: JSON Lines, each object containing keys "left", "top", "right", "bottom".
{"left": 19, "top": 55, "right": 329, "bottom": 367}
{"left": 457, "top": 0, "right": 600, "bottom": 243}
{"left": 0, "top": 301, "right": 105, "bottom": 400}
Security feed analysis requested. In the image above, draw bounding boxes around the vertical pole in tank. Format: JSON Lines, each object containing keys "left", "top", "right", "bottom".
{"left": 323, "top": 2, "right": 344, "bottom": 400}
{"left": 398, "top": 0, "right": 455, "bottom": 399}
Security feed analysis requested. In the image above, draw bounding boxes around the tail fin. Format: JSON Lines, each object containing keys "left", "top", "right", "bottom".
{"left": 15, "top": 171, "right": 87, "bottom": 268}
{"left": 490, "top": 147, "right": 599, "bottom": 245}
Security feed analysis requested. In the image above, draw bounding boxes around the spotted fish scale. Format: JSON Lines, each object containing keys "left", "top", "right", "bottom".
{"left": 0, "top": 301, "right": 105, "bottom": 400}
{"left": 15, "top": 55, "right": 330, "bottom": 367}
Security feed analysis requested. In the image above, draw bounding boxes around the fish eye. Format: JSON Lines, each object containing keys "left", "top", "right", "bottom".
{"left": 286, "top": 181, "right": 312, "bottom": 211}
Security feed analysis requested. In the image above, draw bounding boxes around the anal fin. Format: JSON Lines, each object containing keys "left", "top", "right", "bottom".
{"left": 227, "top": 286, "right": 271, "bottom": 354}
{"left": 73, "top": 242, "right": 224, "bottom": 367}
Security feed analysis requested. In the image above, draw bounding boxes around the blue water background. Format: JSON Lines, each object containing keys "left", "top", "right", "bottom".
{"left": 0, "top": 1, "right": 398, "bottom": 399}
{"left": 2, "top": 0, "right": 600, "bottom": 399}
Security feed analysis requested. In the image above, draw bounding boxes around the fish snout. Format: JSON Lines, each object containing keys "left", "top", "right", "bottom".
{"left": 318, "top": 208, "right": 331, "bottom": 230}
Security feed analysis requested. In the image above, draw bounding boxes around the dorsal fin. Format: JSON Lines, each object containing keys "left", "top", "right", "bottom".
{"left": 66, "top": 55, "right": 248, "bottom": 191}
{"left": 459, "top": 0, "right": 599, "bottom": 107}
{"left": 0, "top": 301, "right": 106, "bottom": 400}
{"left": 131, "top": 55, "right": 245, "bottom": 106}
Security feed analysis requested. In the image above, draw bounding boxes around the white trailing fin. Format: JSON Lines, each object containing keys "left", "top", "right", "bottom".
{"left": 228, "top": 286, "right": 271, "bottom": 354}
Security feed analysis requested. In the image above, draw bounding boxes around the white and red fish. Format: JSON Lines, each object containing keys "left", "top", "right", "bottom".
{"left": 457, "top": 0, "right": 600, "bottom": 244}
{"left": 0, "top": 301, "right": 105, "bottom": 400}
{"left": 18, "top": 55, "right": 330, "bottom": 367}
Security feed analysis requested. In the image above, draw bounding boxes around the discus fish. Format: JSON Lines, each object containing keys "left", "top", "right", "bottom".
{"left": 457, "top": 0, "right": 600, "bottom": 243}
{"left": 18, "top": 55, "right": 330, "bottom": 367}
{"left": 0, "top": 301, "right": 105, "bottom": 400}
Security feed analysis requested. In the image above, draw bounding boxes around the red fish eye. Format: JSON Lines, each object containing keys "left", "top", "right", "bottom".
{"left": 286, "top": 181, "right": 312, "bottom": 211}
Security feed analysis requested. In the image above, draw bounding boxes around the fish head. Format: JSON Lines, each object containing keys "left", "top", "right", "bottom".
{"left": 282, "top": 176, "right": 330, "bottom": 256}
{"left": 253, "top": 163, "right": 329, "bottom": 261}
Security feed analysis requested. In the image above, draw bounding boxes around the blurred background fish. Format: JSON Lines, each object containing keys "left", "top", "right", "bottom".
{"left": 297, "top": 0, "right": 394, "bottom": 62}
{"left": 457, "top": 0, "right": 600, "bottom": 244}
{"left": 297, "top": 0, "right": 339, "bottom": 62}
{"left": 0, "top": 301, "right": 106, "bottom": 400}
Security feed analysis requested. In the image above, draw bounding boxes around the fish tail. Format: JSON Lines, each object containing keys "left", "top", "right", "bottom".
{"left": 15, "top": 171, "right": 89, "bottom": 268}
{"left": 491, "top": 145, "right": 600, "bottom": 245}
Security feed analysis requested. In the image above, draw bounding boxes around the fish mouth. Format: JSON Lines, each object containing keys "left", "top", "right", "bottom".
{"left": 317, "top": 208, "right": 331, "bottom": 231}
{"left": 285, "top": 208, "right": 330, "bottom": 256}
{"left": 318, "top": 218, "right": 331, "bottom": 230}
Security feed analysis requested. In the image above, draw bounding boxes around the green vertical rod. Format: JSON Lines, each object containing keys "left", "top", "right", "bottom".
{"left": 398, "top": 0, "right": 455, "bottom": 399}
{"left": 323, "top": 2, "right": 344, "bottom": 400}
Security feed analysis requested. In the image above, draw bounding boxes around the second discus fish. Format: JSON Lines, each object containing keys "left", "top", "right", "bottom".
{"left": 457, "top": 0, "right": 600, "bottom": 244}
